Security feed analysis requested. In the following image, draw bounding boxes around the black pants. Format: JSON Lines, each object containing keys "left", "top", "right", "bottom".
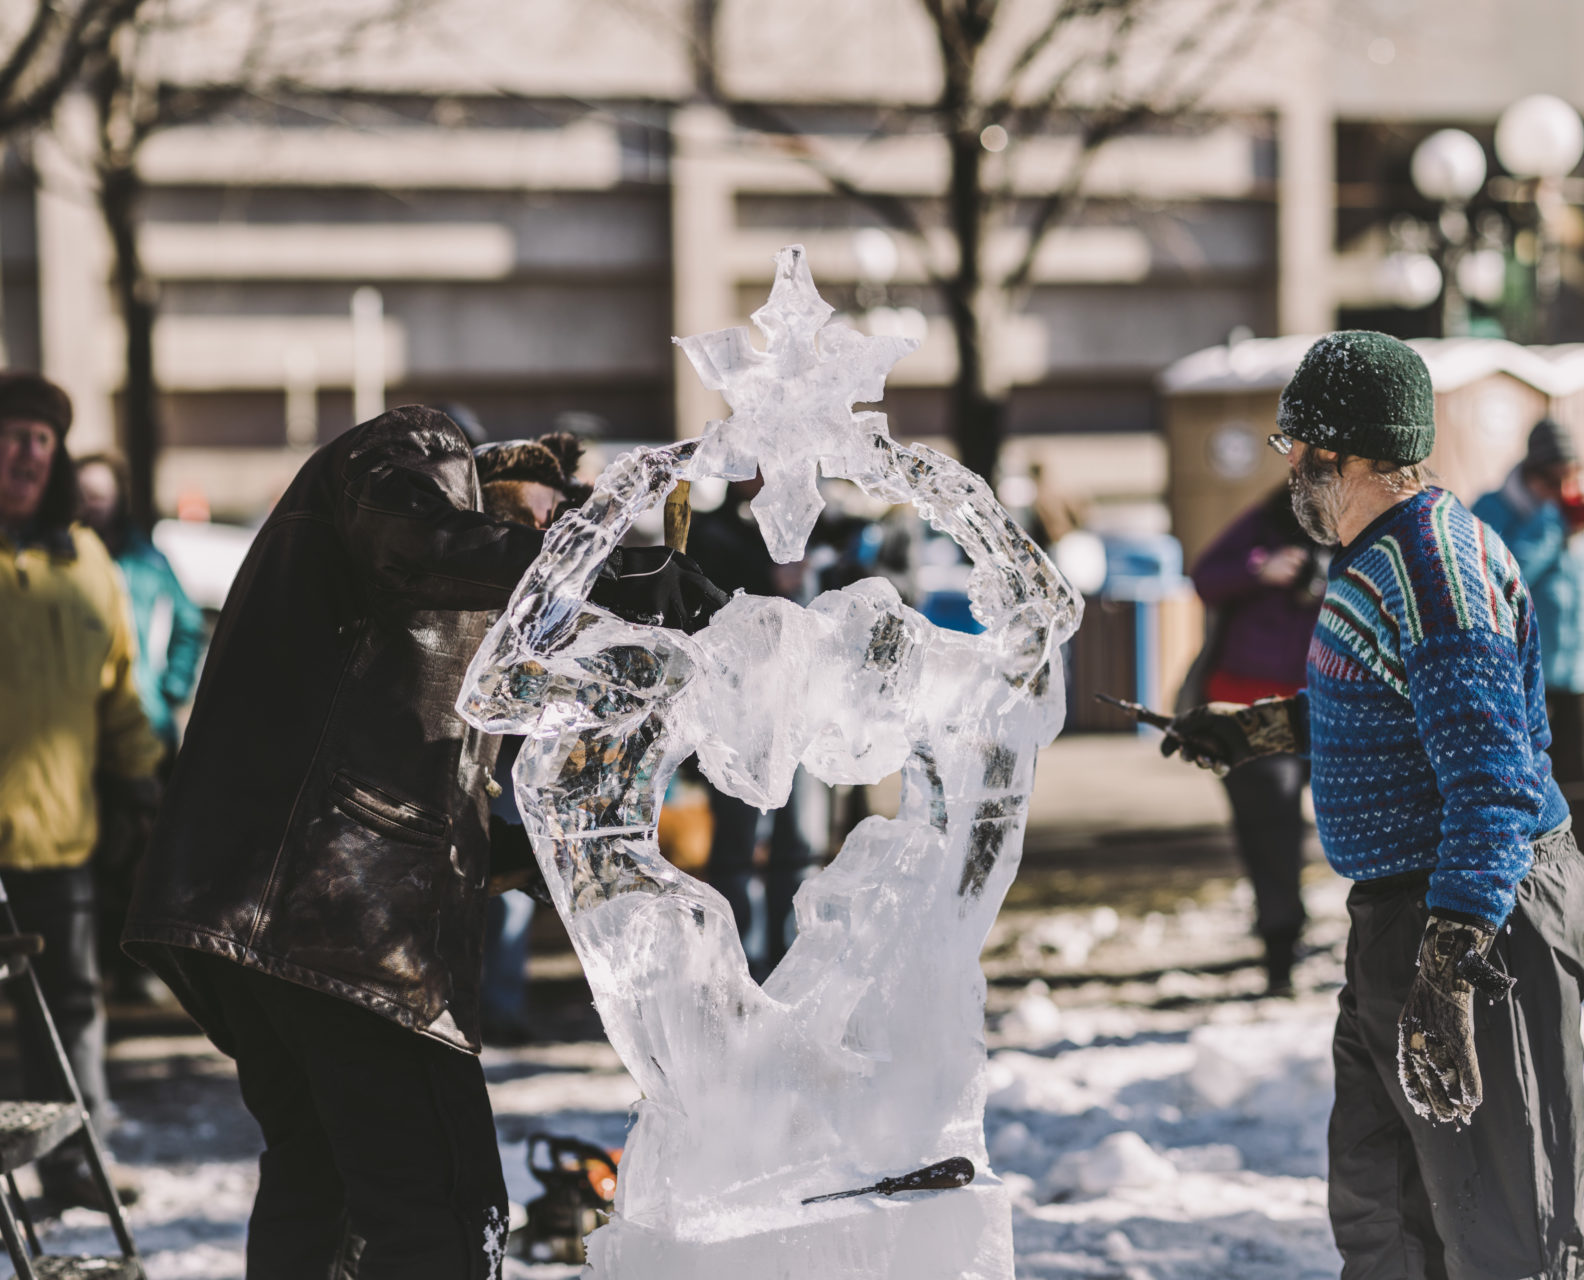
{"left": 3, "top": 865, "right": 109, "bottom": 1172}
{"left": 1221, "top": 753, "right": 1309, "bottom": 942}
{"left": 1547, "top": 690, "right": 1584, "bottom": 814}
{"left": 187, "top": 956, "right": 508, "bottom": 1280}
{"left": 1329, "top": 829, "right": 1584, "bottom": 1279}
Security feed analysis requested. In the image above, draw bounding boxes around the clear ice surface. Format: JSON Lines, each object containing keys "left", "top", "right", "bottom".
{"left": 458, "top": 246, "right": 1081, "bottom": 1278}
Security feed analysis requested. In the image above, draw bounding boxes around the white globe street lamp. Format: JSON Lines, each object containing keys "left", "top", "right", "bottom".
{"left": 852, "top": 228, "right": 900, "bottom": 284}
{"left": 1495, "top": 94, "right": 1584, "bottom": 179}
{"left": 1496, "top": 94, "right": 1584, "bottom": 340}
{"left": 1411, "top": 128, "right": 1487, "bottom": 202}
{"left": 1409, "top": 129, "right": 1487, "bottom": 334}
{"left": 1380, "top": 251, "right": 1444, "bottom": 311}
{"left": 1457, "top": 247, "right": 1509, "bottom": 306}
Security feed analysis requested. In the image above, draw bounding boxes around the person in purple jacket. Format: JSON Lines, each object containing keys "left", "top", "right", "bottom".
{"left": 1188, "top": 485, "right": 1328, "bottom": 993}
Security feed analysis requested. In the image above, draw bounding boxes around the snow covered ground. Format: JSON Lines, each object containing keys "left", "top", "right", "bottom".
{"left": 7, "top": 865, "right": 1350, "bottom": 1279}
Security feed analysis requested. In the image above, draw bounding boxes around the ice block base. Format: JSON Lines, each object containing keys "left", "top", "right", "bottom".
{"left": 585, "top": 1181, "right": 1013, "bottom": 1280}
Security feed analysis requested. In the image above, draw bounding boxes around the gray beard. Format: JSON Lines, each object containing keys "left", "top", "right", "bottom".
{"left": 1289, "top": 452, "right": 1345, "bottom": 546}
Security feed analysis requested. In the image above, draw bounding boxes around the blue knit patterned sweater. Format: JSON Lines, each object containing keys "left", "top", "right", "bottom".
{"left": 1299, "top": 487, "right": 1568, "bottom": 926}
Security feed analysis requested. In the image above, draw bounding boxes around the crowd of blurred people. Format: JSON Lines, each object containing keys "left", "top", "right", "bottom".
{"left": 0, "top": 373, "right": 163, "bottom": 1211}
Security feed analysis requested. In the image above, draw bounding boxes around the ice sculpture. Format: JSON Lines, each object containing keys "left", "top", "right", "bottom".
{"left": 458, "top": 246, "right": 1081, "bottom": 1278}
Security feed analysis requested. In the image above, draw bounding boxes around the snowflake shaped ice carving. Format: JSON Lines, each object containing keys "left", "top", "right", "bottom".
{"left": 457, "top": 246, "right": 1082, "bottom": 1279}
{"left": 677, "top": 244, "right": 918, "bottom": 562}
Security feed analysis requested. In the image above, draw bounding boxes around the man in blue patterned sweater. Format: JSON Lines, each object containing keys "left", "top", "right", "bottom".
{"left": 1167, "top": 331, "right": 1584, "bottom": 1279}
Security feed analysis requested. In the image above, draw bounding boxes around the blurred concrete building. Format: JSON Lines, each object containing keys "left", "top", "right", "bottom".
{"left": 0, "top": 0, "right": 1580, "bottom": 521}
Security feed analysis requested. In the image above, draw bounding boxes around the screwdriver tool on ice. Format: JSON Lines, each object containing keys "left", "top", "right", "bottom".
{"left": 801, "top": 1156, "right": 976, "bottom": 1205}
{"left": 1093, "top": 692, "right": 1174, "bottom": 732}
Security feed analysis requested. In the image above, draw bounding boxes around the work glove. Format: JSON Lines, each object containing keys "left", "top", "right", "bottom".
{"left": 487, "top": 815, "right": 554, "bottom": 906}
{"left": 589, "top": 546, "right": 728, "bottom": 635}
{"left": 1160, "top": 697, "right": 1299, "bottom": 775}
{"left": 1397, "top": 914, "right": 1514, "bottom": 1125}
{"left": 94, "top": 773, "right": 162, "bottom": 878}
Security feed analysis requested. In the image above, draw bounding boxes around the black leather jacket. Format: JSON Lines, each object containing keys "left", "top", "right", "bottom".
{"left": 125, "top": 407, "right": 544, "bottom": 1054}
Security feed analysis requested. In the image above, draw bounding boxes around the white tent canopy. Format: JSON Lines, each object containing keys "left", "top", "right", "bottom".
{"left": 1160, "top": 336, "right": 1584, "bottom": 399}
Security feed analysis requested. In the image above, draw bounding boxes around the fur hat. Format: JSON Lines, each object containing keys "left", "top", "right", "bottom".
{"left": 474, "top": 431, "right": 593, "bottom": 509}
{"left": 0, "top": 371, "right": 73, "bottom": 437}
{"left": 1277, "top": 331, "right": 1435, "bottom": 465}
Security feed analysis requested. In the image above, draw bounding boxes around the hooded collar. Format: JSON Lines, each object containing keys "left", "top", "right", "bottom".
{"left": 1499, "top": 465, "right": 1543, "bottom": 521}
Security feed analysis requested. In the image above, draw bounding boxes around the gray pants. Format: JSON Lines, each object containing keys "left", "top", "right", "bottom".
{"left": 1329, "top": 827, "right": 1584, "bottom": 1279}
{"left": 4, "top": 865, "right": 110, "bottom": 1172}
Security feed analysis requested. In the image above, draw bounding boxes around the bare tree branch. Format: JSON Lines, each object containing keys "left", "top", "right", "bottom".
{"left": 0, "top": 0, "right": 147, "bottom": 135}
{"left": 69, "top": 0, "right": 431, "bottom": 529}
{"left": 590, "top": 0, "right": 1287, "bottom": 476}
{"left": 984, "top": 1, "right": 1129, "bottom": 216}
{"left": 999, "top": 0, "right": 1277, "bottom": 292}
{"left": 994, "top": 0, "right": 1144, "bottom": 290}
{"left": 729, "top": 99, "right": 943, "bottom": 278}
{"left": 1001, "top": 104, "right": 1148, "bottom": 292}
{"left": 987, "top": 0, "right": 1121, "bottom": 111}
{"left": 1148, "top": 0, "right": 1281, "bottom": 114}
{"left": 0, "top": 1, "right": 58, "bottom": 109}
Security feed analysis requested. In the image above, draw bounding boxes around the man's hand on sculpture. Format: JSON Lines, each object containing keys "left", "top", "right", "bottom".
{"left": 590, "top": 547, "right": 729, "bottom": 635}
{"left": 1160, "top": 698, "right": 1299, "bottom": 774}
{"left": 487, "top": 815, "right": 554, "bottom": 906}
{"left": 1398, "top": 914, "right": 1512, "bottom": 1125}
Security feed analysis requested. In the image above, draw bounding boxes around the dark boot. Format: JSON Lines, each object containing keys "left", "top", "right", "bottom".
{"left": 1262, "top": 927, "right": 1300, "bottom": 996}
{"left": 38, "top": 1158, "right": 141, "bottom": 1213}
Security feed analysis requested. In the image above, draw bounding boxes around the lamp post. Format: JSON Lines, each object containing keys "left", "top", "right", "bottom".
{"left": 1409, "top": 128, "right": 1487, "bottom": 335}
{"left": 1495, "top": 94, "right": 1584, "bottom": 341}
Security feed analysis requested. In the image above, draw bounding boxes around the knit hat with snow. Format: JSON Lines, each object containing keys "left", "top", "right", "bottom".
{"left": 1276, "top": 330, "right": 1435, "bottom": 465}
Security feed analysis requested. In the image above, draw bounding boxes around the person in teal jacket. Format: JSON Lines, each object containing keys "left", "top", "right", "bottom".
{"left": 76, "top": 454, "right": 205, "bottom": 753}
{"left": 76, "top": 452, "right": 207, "bottom": 1002}
{"left": 1472, "top": 417, "right": 1584, "bottom": 809}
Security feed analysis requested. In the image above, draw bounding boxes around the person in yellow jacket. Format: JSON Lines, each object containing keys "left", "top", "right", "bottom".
{"left": 0, "top": 372, "right": 162, "bottom": 1212}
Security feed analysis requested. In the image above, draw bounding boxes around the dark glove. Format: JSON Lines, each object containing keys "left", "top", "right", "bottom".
{"left": 589, "top": 546, "right": 728, "bottom": 635}
{"left": 1161, "top": 698, "right": 1299, "bottom": 775}
{"left": 95, "top": 773, "right": 162, "bottom": 878}
{"left": 487, "top": 815, "right": 553, "bottom": 906}
{"left": 1397, "top": 914, "right": 1513, "bottom": 1125}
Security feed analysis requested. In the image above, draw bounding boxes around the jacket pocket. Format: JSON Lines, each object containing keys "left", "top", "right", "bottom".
{"left": 328, "top": 771, "right": 449, "bottom": 847}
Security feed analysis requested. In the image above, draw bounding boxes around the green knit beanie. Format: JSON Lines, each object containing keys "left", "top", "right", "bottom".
{"left": 1277, "top": 331, "right": 1435, "bottom": 464}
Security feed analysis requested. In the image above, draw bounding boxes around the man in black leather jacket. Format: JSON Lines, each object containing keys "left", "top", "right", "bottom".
{"left": 124, "top": 405, "right": 722, "bottom": 1279}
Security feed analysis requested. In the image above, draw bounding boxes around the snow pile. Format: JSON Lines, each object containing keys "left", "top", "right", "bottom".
{"left": 1001, "top": 981, "right": 1065, "bottom": 1045}
{"left": 982, "top": 994, "right": 1341, "bottom": 1279}
{"left": 1186, "top": 1019, "right": 1335, "bottom": 1116}
{"left": 1041, "top": 1130, "right": 1179, "bottom": 1200}
{"left": 1020, "top": 907, "right": 1121, "bottom": 968}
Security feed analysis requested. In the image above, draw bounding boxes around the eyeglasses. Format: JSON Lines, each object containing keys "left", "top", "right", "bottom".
{"left": 1267, "top": 433, "right": 1295, "bottom": 456}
